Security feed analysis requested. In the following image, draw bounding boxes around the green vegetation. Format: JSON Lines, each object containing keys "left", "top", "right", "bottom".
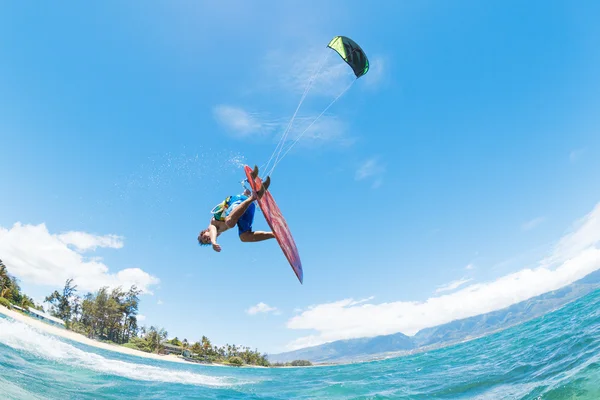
{"left": 44, "top": 278, "right": 78, "bottom": 326}
{"left": 63, "top": 283, "right": 143, "bottom": 344}
{"left": 41, "top": 279, "right": 271, "bottom": 366}
{"left": 0, "top": 259, "right": 43, "bottom": 311}
{"left": 271, "top": 360, "right": 313, "bottom": 367}
{"left": 0, "top": 297, "right": 11, "bottom": 309}
{"left": 290, "top": 360, "right": 313, "bottom": 366}
{"left": 0, "top": 260, "right": 306, "bottom": 368}
{"left": 227, "top": 356, "right": 244, "bottom": 366}
{"left": 183, "top": 340, "right": 270, "bottom": 366}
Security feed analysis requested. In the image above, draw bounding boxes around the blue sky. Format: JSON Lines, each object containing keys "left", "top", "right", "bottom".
{"left": 1, "top": 1, "right": 600, "bottom": 353}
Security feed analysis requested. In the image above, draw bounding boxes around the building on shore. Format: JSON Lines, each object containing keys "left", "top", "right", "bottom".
{"left": 161, "top": 343, "right": 183, "bottom": 356}
{"left": 12, "top": 305, "right": 66, "bottom": 328}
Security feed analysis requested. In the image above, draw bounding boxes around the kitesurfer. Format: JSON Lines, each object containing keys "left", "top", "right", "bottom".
{"left": 198, "top": 178, "right": 274, "bottom": 252}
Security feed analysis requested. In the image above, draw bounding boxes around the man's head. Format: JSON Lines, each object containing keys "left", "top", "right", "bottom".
{"left": 198, "top": 229, "right": 211, "bottom": 246}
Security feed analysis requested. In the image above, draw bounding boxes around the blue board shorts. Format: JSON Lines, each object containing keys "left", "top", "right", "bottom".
{"left": 223, "top": 194, "right": 255, "bottom": 235}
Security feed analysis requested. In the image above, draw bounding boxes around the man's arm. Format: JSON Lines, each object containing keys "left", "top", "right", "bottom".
{"left": 208, "top": 224, "right": 221, "bottom": 252}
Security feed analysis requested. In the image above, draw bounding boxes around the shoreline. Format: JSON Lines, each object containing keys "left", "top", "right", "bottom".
{"left": 0, "top": 306, "right": 308, "bottom": 369}
{"left": 0, "top": 305, "right": 199, "bottom": 366}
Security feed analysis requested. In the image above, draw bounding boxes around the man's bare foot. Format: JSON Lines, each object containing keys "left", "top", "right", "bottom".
{"left": 256, "top": 176, "right": 270, "bottom": 199}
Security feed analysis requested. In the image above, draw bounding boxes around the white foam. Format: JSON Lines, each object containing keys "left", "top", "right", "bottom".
{"left": 0, "top": 318, "right": 254, "bottom": 387}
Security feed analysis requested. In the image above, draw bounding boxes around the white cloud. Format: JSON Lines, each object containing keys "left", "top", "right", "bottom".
{"left": 264, "top": 46, "right": 355, "bottom": 98}
{"left": 246, "top": 302, "right": 279, "bottom": 315}
{"left": 283, "top": 201, "right": 600, "bottom": 351}
{"left": 361, "top": 55, "right": 387, "bottom": 90}
{"left": 212, "top": 105, "right": 277, "bottom": 137}
{"left": 283, "top": 115, "right": 355, "bottom": 148}
{"left": 465, "top": 263, "right": 475, "bottom": 270}
{"left": 521, "top": 216, "right": 546, "bottom": 231}
{"left": 355, "top": 157, "right": 385, "bottom": 188}
{"left": 435, "top": 278, "right": 473, "bottom": 293}
{"left": 541, "top": 203, "right": 600, "bottom": 268}
{"left": 157, "top": 299, "right": 163, "bottom": 305}
{"left": 213, "top": 104, "right": 353, "bottom": 151}
{"left": 58, "top": 231, "right": 124, "bottom": 252}
{"left": 0, "top": 223, "right": 159, "bottom": 294}
{"left": 137, "top": 314, "right": 146, "bottom": 322}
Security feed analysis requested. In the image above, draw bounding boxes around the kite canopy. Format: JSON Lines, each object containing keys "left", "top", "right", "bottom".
{"left": 327, "top": 36, "right": 369, "bottom": 79}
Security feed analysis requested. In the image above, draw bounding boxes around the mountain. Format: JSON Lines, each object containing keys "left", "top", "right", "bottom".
{"left": 268, "top": 270, "right": 600, "bottom": 364}
{"left": 269, "top": 332, "right": 415, "bottom": 364}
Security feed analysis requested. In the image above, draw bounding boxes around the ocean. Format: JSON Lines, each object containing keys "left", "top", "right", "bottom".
{"left": 1, "top": 289, "right": 599, "bottom": 400}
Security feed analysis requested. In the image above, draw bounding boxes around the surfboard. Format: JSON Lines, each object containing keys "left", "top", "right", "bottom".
{"left": 244, "top": 165, "right": 303, "bottom": 284}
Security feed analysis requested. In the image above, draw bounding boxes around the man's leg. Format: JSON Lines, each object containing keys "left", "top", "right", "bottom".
{"left": 240, "top": 230, "right": 275, "bottom": 242}
{"left": 224, "top": 195, "right": 256, "bottom": 229}
{"left": 236, "top": 201, "right": 276, "bottom": 242}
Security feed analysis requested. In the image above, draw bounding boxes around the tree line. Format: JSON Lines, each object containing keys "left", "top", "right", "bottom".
{"left": 0, "top": 260, "right": 312, "bottom": 367}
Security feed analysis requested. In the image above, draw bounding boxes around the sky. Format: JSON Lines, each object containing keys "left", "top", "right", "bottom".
{"left": 1, "top": 1, "right": 600, "bottom": 354}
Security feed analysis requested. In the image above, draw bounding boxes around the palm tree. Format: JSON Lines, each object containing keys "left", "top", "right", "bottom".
{"left": 190, "top": 341, "right": 202, "bottom": 355}
{"left": 0, "top": 260, "right": 12, "bottom": 299}
{"left": 201, "top": 335, "right": 211, "bottom": 354}
{"left": 146, "top": 326, "right": 168, "bottom": 354}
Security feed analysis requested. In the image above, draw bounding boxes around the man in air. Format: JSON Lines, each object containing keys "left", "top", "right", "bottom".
{"left": 198, "top": 176, "right": 274, "bottom": 252}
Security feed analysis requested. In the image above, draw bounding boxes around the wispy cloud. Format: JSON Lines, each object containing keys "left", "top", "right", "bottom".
{"left": 264, "top": 43, "right": 387, "bottom": 96}
{"left": 263, "top": 46, "right": 355, "bottom": 98}
{"left": 157, "top": 299, "right": 163, "bottom": 305}
{"left": 361, "top": 55, "right": 388, "bottom": 90}
{"left": 465, "top": 263, "right": 475, "bottom": 270}
{"left": 355, "top": 157, "right": 386, "bottom": 188}
{"left": 521, "top": 216, "right": 546, "bottom": 231}
{"left": 0, "top": 223, "right": 160, "bottom": 294}
{"left": 541, "top": 202, "right": 600, "bottom": 268}
{"left": 246, "top": 302, "right": 280, "bottom": 316}
{"left": 212, "top": 105, "right": 279, "bottom": 138}
{"left": 137, "top": 314, "right": 146, "bottom": 322}
{"left": 284, "top": 115, "right": 355, "bottom": 148}
{"left": 213, "top": 104, "right": 353, "bottom": 149}
{"left": 283, "top": 201, "right": 600, "bottom": 351}
{"left": 569, "top": 148, "right": 586, "bottom": 163}
{"left": 435, "top": 278, "right": 473, "bottom": 293}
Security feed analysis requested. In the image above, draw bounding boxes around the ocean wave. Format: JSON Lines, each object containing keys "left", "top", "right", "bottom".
{"left": 0, "top": 318, "right": 254, "bottom": 388}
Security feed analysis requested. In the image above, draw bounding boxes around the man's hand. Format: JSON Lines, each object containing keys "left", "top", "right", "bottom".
{"left": 212, "top": 243, "right": 221, "bottom": 252}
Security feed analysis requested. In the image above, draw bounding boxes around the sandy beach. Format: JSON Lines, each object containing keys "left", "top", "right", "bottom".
{"left": 0, "top": 305, "right": 192, "bottom": 365}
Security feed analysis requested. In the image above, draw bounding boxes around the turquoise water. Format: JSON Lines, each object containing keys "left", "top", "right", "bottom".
{"left": 1, "top": 290, "right": 600, "bottom": 399}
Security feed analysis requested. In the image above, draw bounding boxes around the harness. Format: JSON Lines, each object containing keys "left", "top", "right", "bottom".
{"left": 211, "top": 196, "right": 232, "bottom": 221}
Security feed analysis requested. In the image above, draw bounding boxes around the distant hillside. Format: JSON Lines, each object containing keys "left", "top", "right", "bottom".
{"left": 269, "top": 269, "right": 600, "bottom": 364}
{"left": 269, "top": 332, "right": 415, "bottom": 364}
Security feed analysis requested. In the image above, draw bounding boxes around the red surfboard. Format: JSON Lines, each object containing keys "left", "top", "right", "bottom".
{"left": 244, "top": 165, "right": 303, "bottom": 284}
